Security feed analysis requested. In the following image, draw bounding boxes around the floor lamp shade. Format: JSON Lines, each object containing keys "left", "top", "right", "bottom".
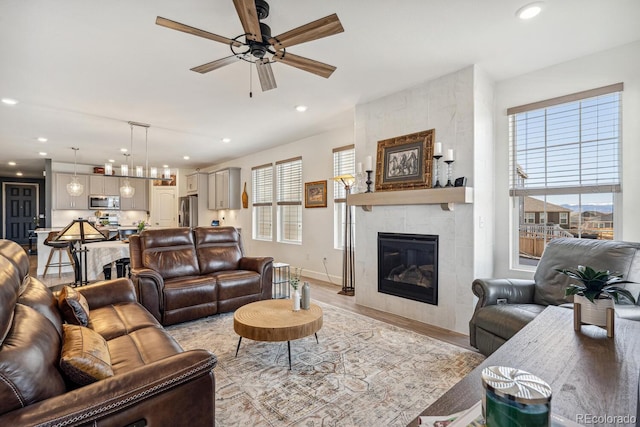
{"left": 55, "top": 219, "right": 106, "bottom": 243}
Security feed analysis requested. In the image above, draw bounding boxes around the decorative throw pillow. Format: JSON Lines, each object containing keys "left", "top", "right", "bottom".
{"left": 59, "top": 324, "right": 114, "bottom": 385}
{"left": 57, "top": 285, "right": 90, "bottom": 326}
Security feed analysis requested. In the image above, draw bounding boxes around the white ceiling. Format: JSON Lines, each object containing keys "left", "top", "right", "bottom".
{"left": 1, "top": 0, "right": 639, "bottom": 178}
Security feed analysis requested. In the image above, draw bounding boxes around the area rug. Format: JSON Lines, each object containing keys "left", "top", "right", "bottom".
{"left": 166, "top": 301, "right": 484, "bottom": 426}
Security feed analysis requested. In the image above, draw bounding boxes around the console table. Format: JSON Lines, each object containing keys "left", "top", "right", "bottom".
{"left": 409, "top": 306, "right": 640, "bottom": 426}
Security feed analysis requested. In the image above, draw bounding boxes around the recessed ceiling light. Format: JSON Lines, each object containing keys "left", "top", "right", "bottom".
{"left": 108, "top": 159, "right": 115, "bottom": 163}
{"left": 120, "top": 148, "right": 128, "bottom": 152}
{"left": 183, "top": 156, "right": 190, "bottom": 160}
{"left": 37, "top": 137, "right": 48, "bottom": 142}
{"left": 163, "top": 164, "right": 169, "bottom": 168}
{"left": 8, "top": 161, "right": 16, "bottom": 166}
{"left": 16, "top": 172, "right": 23, "bottom": 176}
{"left": 1, "top": 98, "right": 18, "bottom": 106}
{"left": 38, "top": 152, "right": 47, "bottom": 156}
{"left": 295, "top": 105, "right": 308, "bottom": 112}
{"left": 516, "top": 2, "right": 544, "bottom": 20}
{"left": 222, "top": 137, "right": 231, "bottom": 143}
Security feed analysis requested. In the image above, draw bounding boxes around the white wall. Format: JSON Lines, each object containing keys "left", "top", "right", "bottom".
{"left": 353, "top": 66, "right": 493, "bottom": 334}
{"left": 208, "top": 126, "right": 354, "bottom": 283}
{"left": 493, "top": 40, "right": 640, "bottom": 279}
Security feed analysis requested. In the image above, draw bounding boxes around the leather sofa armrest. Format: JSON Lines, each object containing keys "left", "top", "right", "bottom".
{"left": 0, "top": 349, "right": 217, "bottom": 426}
{"left": 78, "top": 278, "right": 137, "bottom": 309}
{"left": 239, "top": 256, "right": 273, "bottom": 299}
{"left": 130, "top": 267, "right": 166, "bottom": 322}
{"left": 472, "top": 278, "right": 536, "bottom": 308}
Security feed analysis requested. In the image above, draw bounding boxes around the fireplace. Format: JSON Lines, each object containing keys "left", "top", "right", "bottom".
{"left": 378, "top": 232, "right": 438, "bottom": 305}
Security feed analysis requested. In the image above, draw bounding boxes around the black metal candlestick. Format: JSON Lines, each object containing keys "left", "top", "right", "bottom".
{"left": 365, "top": 170, "right": 373, "bottom": 193}
{"left": 433, "top": 155, "right": 443, "bottom": 188}
{"left": 444, "top": 160, "right": 455, "bottom": 187}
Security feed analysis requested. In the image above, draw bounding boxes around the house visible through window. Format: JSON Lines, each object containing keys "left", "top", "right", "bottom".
{"left": 276, "top": 157, "right": 302, "bottom": 244}
{"left": 333, "top": 145, "right": 355, "bottom": 249}
{"left": 251, "top": 163, "right": 273, "bottom": 241}
{"left": 509, "top": 83, "right": 622, "bottom": 267}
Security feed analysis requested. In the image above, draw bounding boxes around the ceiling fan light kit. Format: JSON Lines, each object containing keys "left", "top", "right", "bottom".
{"left": 156, "top": 0, "right": 344, "bottom": 95}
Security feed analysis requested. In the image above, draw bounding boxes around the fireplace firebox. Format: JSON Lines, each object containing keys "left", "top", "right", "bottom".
{"left": 378, "top": 232, "right": 438, "bottom": 305}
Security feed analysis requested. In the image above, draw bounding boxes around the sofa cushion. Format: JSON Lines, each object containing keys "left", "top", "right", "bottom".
{"left": 534, "top": 238, "right": 640, "bottom": 306}
{"left": 17, "top": 276, "right": 63, "bottom": 338}
{"left": 89, "top": 302, "right": 162, "bottom": 341}
{"left": 164, "top": 276, "right": 217, "bottom": 311}
{"left": 141, "top": 228, "right": 200, "bottom": 280}
{"left": 215, "top": 270, "right": 261, "bottom": 300}
{"left": 107, "top": 327, "right": 183, "bottom": 374}
{"left": 0, "top": 257, "right": 21, "bottom": 345}
{"left": 60, "top": 324, "right": 114, "bottom": 386}
{"left": 0, "top": 304, "right": 66, "bottom": 416}
{"left": 475, "top": 304, "right": 545, "bottom": 341}
{"left": 58, "top": 286, "right": 90, "bottom": 326}
{"left": 194, "top": 227, "right": 242, "bottom": 274}
{"left": 0, "top": 239, "right": 30, "bottom": 281}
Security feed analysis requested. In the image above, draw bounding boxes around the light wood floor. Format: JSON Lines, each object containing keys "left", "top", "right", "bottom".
{"left": 28, "top": 253, "right": 475, "bottom": 351}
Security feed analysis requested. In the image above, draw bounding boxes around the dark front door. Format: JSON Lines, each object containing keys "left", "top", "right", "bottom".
{"left": 5, "top": 184, "right": 37, "bottom": 244}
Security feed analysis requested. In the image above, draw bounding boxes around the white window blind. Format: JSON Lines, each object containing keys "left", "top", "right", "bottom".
{"left": 333, "top": 145, "right": 355, "bottom": 202}
{"left": 276, "top": 157, "right": 302, "bottom": 243}
{"left": 509, "top": 83, "right": 622, "bottom": 197}
{"left": 252, "top": 163, "right": 273, "bottom": 241}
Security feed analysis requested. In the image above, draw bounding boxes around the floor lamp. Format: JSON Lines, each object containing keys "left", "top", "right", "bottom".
{"left": 333, "top": 174, "right": 355, "bottom": 296}
{"left": 55, "top": 218, "right": 106, "bottom": 286}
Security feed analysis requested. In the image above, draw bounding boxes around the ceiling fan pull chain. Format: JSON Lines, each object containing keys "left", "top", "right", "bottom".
{"left": 249, "top": 62, "right": 253, "bottom": 98}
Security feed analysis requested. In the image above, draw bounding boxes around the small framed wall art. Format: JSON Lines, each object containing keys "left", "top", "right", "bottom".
{"left": 304, "top": 180, "right": 327, "bottom": 208}
{"left": 375, "top": 129, "right": 434, "bottom": 191}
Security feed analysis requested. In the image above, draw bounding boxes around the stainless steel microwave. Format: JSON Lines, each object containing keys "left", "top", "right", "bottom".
{"left": 89, "top": 195, "right": 120, "bottom": 210}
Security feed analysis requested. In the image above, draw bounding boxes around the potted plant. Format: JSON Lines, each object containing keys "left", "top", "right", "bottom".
{"left": 558, "top": 265, "right": 636, "bottom": 327}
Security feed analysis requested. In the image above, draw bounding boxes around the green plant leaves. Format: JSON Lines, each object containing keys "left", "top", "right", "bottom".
{"left": 558, "top": 266, "right": 636, "bottom": 304}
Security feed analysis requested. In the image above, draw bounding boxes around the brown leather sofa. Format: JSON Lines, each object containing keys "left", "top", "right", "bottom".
{"left": 129, "top": 226, "right": 273, "bottom": 326}
{"left": 0, "top": 239, "right": 217, "bottom": 426}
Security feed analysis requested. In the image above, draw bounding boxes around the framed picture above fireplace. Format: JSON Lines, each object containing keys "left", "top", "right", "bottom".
{"left": 375, "top": 129, "right": 434, "bottom": 192}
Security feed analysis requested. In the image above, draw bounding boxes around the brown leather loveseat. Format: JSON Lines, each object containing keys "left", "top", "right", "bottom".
{"left": 129, "top": 226, "right": 273, "bottom": 326}
{"left": 0, "top": 239, "right": 217, "bottom": 426}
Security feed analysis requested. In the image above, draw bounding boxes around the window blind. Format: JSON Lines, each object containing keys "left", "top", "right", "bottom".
{"left": 276, "top": 157, "right": 302, "bottom": 205}
{"left": 252, "top": 163, "right": 273, "bottom": 205}
{"left": 333, "top": 145, "right": 355, "bottom": 202}
{"left": 509, "top": 86, "right": 622, "bottom": 197}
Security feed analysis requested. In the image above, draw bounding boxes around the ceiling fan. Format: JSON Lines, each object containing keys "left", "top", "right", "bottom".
{"left": 156, "top": 0, "right": 344, "bottom": 93}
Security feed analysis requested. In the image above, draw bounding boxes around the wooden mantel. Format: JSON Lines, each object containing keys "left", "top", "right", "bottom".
{"left": 347, "top": 186, "right": 473, "bottom": 211}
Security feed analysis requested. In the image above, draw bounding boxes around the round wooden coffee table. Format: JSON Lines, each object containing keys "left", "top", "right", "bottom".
{"left": 233, "top": 299, "right": 323, "bottom": 369}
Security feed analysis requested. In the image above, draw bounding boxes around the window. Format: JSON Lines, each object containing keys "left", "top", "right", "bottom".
{"left": 509, "top": 83, "right": 622, "bottom": 267}
{"left": 333, "top": 145, "right": 355, "bottom": 249}
{"left": 252, "top": 163, "right": 273, "bottom": 241}
{"left": 524, "top": 212, "right": 535, "bottom": 224}
{"left": 276, "top": 157, "right": 302, "bottom": 244}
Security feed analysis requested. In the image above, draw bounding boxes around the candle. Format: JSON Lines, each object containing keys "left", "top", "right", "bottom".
{"left": 121, "top": 164, "right": 128, "bottom": 176}
{"left": 104, "top": 163, "right": 112, "bottom": 176}
{"left": 365, "top": 156, "right": 373, "bottom": 171}
{"left": 357, "top": 162, "right": 363, "bottom": 173}
{"left": 136, "top": 166, "right": 144, "bottom": 177}
{"left": 445, "top": 149, "right": 454, "bottom": 161}
{"left": 434, "top": 142, "right": 442, "bottom": 156}
{"left": 150, "top": 167, "right": 158, "bottom": 178}
{"left": 163, "top": 167, "right": 171, "bottom": 179}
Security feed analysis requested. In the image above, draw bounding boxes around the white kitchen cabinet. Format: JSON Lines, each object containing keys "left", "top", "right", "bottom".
{"left": 55, "top": 173, "right": 89, "bottom": 210}
{"left": 208, "top": 173, "right": 216, "bottom": 210}
{"left": 89, "top": 175, "right": 119, "bottom": 195}
{"left": 186, "top": 172, "right": 208, "bottom": 195}
{"left": 119, "top": 178, "right": 149, "bottom": 211}
{"left": 212, "top": 167, "right": 241, "bottom": 210}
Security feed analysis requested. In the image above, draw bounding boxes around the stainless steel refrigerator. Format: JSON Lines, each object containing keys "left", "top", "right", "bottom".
{"left": 178, "top": 196, "right": 198, "bottom": 227}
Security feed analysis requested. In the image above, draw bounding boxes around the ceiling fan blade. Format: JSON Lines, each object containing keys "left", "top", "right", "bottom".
{"left": 273, "top": 51, "right": 336, "bottom": 79}
{"left": 233, "top": 0, "right": 262, "bottom": 42}
{"left": 156, "top": 16, "right": 242, "bottom": 47}
{"left": 268, "top": 13, "right": 344, "bottom": 50}
{"left": 191, "top": 55, "right": 240, "bottom": 74}
{"left": 255, "top": 59, "right": 277, "bottom": 91}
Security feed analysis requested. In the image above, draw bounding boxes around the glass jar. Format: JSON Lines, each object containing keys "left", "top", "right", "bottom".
{"left": 481, "top": 366, "right": 552, "bottom": 427}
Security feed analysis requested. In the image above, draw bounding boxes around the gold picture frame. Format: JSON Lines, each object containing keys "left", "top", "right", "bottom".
{"left": 305, "top": 180, "right": 327, "bottom": 208}
{"left": 375, "top": 129, "right": 434, "bottom": 191}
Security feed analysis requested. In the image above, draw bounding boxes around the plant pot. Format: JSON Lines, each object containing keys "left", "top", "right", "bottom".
{"left": 574, "top": 294, "right": 614, "bottom": 327}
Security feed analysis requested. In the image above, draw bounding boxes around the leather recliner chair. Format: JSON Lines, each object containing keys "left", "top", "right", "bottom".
{"left": 469, "top": 238, "right": 640, "bottom": 356}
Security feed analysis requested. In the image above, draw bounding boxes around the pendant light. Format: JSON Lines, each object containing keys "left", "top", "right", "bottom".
{"left": 66, "top": 147, "right": 84, "bottom": 196}
{"left": 119, "top": 123, "right": 136, "bottom": 198}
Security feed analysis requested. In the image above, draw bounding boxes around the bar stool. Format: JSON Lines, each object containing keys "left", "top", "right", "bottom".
{"left": 43, "top": 231, "right": 75, "bottom": 278}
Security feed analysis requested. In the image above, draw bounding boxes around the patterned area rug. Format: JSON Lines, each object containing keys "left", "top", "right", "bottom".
{"left": 166, "top": 301, "right": 484, "bottom": 426}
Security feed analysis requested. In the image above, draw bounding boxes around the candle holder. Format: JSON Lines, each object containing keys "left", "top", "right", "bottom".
{"left": 433, "top": 155, "right": 443, "bottom": 188}
{"left": 444, "top": 160, "right": 455, "bottom": 187}
{"left": 365, "top": 170, "right": 373, "bottom": 193}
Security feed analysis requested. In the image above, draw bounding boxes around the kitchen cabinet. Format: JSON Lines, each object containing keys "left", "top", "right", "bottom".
{"left": 119, "top": 178, "right": 148, "bottom": 211}
{"left": 186, "top": 172, "right": 208, "bottom": 195}
{"left": 89, "top": 175, "right": 119, "bottom": 195}
{"left": 210, "top": 167, "right": 241, "bottom": 210}
{"left": 55, "top": 173, "right": 89, "bottom": 210}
